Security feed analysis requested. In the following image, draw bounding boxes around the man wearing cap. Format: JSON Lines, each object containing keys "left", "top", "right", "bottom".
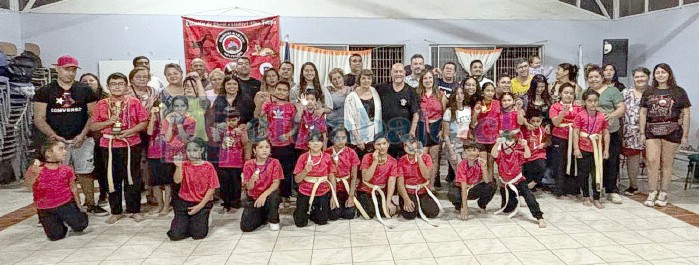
{"left": 33, "top": 55, "right": 107, "bottom": 215}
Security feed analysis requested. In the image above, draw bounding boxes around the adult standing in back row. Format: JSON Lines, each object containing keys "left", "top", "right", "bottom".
{"left": 33, "top": 55, "right": 105, "bottom": 215}
{"left": 237, "top": 57, "right": 261, "bottom": 97}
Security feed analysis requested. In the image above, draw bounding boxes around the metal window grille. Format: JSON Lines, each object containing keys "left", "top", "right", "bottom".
{"left": 430, "top": 45, "right": 542, "bottom": 82}
{"left": 306, "top": 44, "right": 405, "bottom": 85}
{"left": 494, "top": 45, "right": 543, "bottom": 79}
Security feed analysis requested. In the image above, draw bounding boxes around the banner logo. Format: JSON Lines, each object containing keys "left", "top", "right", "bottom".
{"left": 216, "top": 29, "right": 249, "bottom": 59}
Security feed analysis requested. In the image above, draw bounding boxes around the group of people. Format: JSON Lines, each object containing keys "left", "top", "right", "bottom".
{"left": 25, "top": 52, "right": 691, "bottom": 242}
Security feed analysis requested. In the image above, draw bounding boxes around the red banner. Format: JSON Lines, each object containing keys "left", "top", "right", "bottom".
{"left": 182, "top": 16, "right": 280, "bottom": 79}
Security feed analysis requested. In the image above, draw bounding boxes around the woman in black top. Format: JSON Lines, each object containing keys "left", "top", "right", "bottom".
{"left": 207, "top": 75, "right": 253, "bottom": 163}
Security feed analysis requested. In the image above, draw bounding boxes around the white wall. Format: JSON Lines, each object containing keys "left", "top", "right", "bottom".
{"left": 0, "top": 11, "right": 22, "bottom": 52}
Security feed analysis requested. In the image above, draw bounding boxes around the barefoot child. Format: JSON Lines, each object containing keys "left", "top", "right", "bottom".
{"left": 326, "top": 127, "right": 360, "bottom": 220}
{"left": 293, "top": 131, "right": 338, "bottom": 227}
{"left": 549, "top": 83, "right": 582, "bottom": 198}
{"left": 24, "top": 139, "right": 88, "bottom": 241}
{"left": 356, "top": 136, "right": 399, "bottom": 228}
{"left": 168, "top": 138, "right": 219, "bottom": 240}
{"left": 240, "top": 139, "right": 284, "bottom": 232}
{"left": 146, "top": 100, "right": 173, "bottom": 216}
{"left": 472, "top": 81, "right": 500, "bottom": 181}
{"left": 448, "top": 142, "right": 496, "bottom": 220}
{"left": 161, "top": 96, "right": 196, "bottom": 212}
{"left": 573, "top": 89, "right": 610, "bottom": 209}
{"left": 213, "top": 107, "right": 251, "bottom": 212}
{"left": 522, "top": 109, "right": 551, "bottom": 192}
{"left": 396, "top": 136, "right": 442, "bottom": 225}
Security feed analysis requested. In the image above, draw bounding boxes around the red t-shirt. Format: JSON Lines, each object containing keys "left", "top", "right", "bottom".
{"left": 358, "top": 154, "right": 397, "bottom": 193}
{"left": 325, "top": 147, "right": 360, "bottom": 193}
{"left": 218, "top": 127, "right": 245, "bottom": 168}
{"left": 32, "top": 164, "right": 75, "bottom": 209}
{"left": 295, "top": 110, "right": 328, "bottom": 150}
{"left": 496, "top": 146, "right": 526, "bottom": 185}
{"left": 161, "top": 115, "right": 196, "bottom": 163}
{"left": 549, "top": 103, "right": 583, "bottom": 139}
{"left": 293, "top": 152, "right": 336, "bottom": 197}
{"left": 397, "top": 154, "right": 433, "bottom": 195}
{"left": 93, "top": 96, "right": 149, "bottom": 148}
{"left": 178, "top": 161, "right": 220, "bottom": 202}
{"left": 474, "top": 100, "right": 501, "bottom": 144}
{"left": 263, "top": 101, "right": 296, "bottom": 147}
{"left": 499, "top": 109, "right": 519, "bottom": 132}
{"left": 521, "top": 126, "right": 547, "bottom": 162}
{"left": 147, "top": 115, "right": 166, "bottom": 159}
{"left": 421, "top": 94, "right": 444, "bottom": 121}
{"left": 455, "top": 159, "right": 483, "bottom": 186}
{"left": 242, "top": 158, "right": 284, "bottom": 199}
{"left": 573, "top": 110, "right": 608, "bottom": 153}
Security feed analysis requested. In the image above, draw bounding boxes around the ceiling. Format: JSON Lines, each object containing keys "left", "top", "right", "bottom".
{"left": 2, "top": 0, "right": 607, "bottom": 20}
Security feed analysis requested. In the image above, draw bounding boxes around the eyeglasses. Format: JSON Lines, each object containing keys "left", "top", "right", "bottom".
{"left": 109, "top": 82, "right": 128, "bottom": 87}
{"left": 134, "top": 75, "right": 149, "bottom": 80}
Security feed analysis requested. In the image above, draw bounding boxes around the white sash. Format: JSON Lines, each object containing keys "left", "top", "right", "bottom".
{"left": 494, "top": 173, "right": 524, "bottom": 218}
{"left": 354, "top": 181, "right": 393, "bottom": 228}
{"left": 103, "top": 134, "right": 132, "bottom": 193}
{"left": 580, "top": 132, "right": 604, "bottom": 192}
{"left": 303, "top": 176, "right": 340, "bottom": 214}
{"left": 557, "top": 123, "right": 577, "bottom": 175}
{"left": 405, "top": 181, "right": 444, "bottom": 227}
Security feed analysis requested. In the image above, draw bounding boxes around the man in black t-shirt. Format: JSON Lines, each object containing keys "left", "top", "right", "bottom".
{"left": 376, "top": 63, "right": 420, "bottom": 158}
{"left": 435, "top": 62, "right": 461, "bottom": 98}
{"left": 344, "top": 53, "right": 363, "bottom": 88}
{"left": 236, "top": 56, "right": 261, "bottom": 97}
{"left": 33, "top": 55, "right": 107, "bottom": 215}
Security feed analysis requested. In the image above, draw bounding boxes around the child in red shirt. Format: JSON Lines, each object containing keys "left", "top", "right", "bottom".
{"left": 326, "top": 127, "right": 360, "bottom": 220}
{"left": 396, "top": 136, "right": 441, "bottom": 224}
{"left": 293, "top": 131, "right": 337, "bottom": 227}
{"left": 162, "top": 96, "right": 197, "bottom": 164}
{"left": 472, "top": 82, "right": 501, "bottom": 181}
{"left": 573, "top": 89, "right": 610, "bottom": 209}
{"left": 549, "top": 83, "right": 583, "bottom": 198}
{"left": 448, "top": 142, "right": 496, "bottom": 220}
{"left": 255, "top": 81, "right": 297, "bottom": 204}
{"left": 240, "top": 138, "right": 284, "bottom": 232}
{"left": 295, "top": 89, "right": 328, "bottom": 151}
{"left": 521, "top": 109, "right": 551, "bottom": 192}
{"left": 213, "top": 108, "right": 251, "bottom": 213}
{"left": 24, "top": 139, "right": 88, "bottom": 241}
{"left": 168, "top": 138, "right": 220, "bottom": 241}
{"left": 146, "top": 99, "right": 173, "bottom": 216}
{"left": 356, "top": 136, "right": 398, "bottom": 227}
{"left": 491, "top": 135, "right": 546, "bottom": 228}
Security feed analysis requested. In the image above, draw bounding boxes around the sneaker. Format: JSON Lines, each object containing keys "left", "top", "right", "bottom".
{"left": 97, "top": 198, "right": 108, "bottom": 207}
{"left": 90, "top": 205, "right": 109, "bottom": 217}
{"left": 270, "top": 223, "right": 280, "bottom": 231}
{"left": 623, "top": 187, "right": 638, "bottom": 196}
{"left": 644, "top": 191, "right": 657, "bottom": 207}
{"left": 131, "top": 213, "right": 145, "bottom": 222}
{"left": 106, "top": 214, "right": 123, "bottom": 224}
{"left": 655, "top": 191, "right": 668, "bottom": 207}
{"left": 608, "top": 193, "right": 623, "bottom": 204}
{"left": 592, "top": 200, "right": 605, "bottom": 209}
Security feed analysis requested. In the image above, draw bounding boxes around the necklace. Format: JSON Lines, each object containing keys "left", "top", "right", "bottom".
{"left": 254, "top": 158, "right": 271, "bottom": 176}
{"left": 307, "top": 152, "right": 324, "bottom": 166}
{"left": 481, "top": 100, "right": 493, "bottom": 113}
{"left": 407, "top": 154, "right": 419, "bottom": 164}
{"left": 332, "top": 147, "right": 344, "bottom": 163}
{"left": 586, "top": 110, "right": 598, "bottom": 133}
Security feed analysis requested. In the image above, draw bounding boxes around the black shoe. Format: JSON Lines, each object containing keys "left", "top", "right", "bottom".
{"left": 623, "top": 187, "right": 638, "bottom": 196}
{"left": 89, "top": 205, "right": 110, "bottom": 216}
{"left": 231, "top": 201, "right": 242, "bottom": 209}
{"left": 434, "top": 179, "right": 442, "bottom": 188}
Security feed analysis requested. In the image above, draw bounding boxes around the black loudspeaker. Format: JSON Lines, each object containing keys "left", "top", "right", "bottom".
{"left": 602, "top": 39, "right": 629, "bottom": 77}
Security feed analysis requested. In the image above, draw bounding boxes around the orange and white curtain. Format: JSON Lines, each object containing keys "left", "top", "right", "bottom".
{"left": 281, "top": 44, "right": 371, "bottom": 86}
{"left": 454, "top": 48, "right": 502, "bottom": 75}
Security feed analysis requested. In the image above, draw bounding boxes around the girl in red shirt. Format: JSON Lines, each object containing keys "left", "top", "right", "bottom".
{"left": 293, "top": 131, "right": 337, "bottom": 227}
{"left": 491, "top": 135, "right": 546, "bottom": 228}
{"left": 240, "top": 138, "right": 284, "bottom": 232}
{"left": 213, "top": 107, "right": 251, "bottom": 213}
{"left": 416, "top": 71, "right": 447, "bottom": 189}
{"left": 356, "top": 136, "right": 398, "bottom": 227}
{"left": 326, "top": 127, "right": 361, "bottom": 220}
{"left": 521, "top": 109, "right": 551, "bottom": 192}
{"left": 396, "top": 136, "right": 441, "bottom": 224}
{"left": 549, "top": 83, "right": 583, "bottom": 198}
{"left": 24, "top": 139, "right": 88, "bottom": 241}
{"left": 295, "top": 89, "right": 328, "bottom": 151}
{"left": 168, "top": 138, "right": 220, "bottom": 241}
{"left": 448, "top": 142, "right": 496, "bottom": 220}
{"left": 471, "top": 82, "right": 500, "bottom": 181}
{"left": 146, "top": 99, "right": 173, "bottom": 216}
{"left": 573, "top": 89, "right": 610, "bottom": 209}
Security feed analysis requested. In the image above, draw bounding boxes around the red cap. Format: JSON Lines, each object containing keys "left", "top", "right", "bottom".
{"left": 52, "top": 55, "right": 80, "bottom": 68}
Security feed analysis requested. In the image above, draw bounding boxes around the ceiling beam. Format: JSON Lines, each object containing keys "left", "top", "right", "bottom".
{"left": 595, "top": 0, "right": 611, "bottom": 18}
{"left": 23, "top": 0, "right": 36, "bottom": 12}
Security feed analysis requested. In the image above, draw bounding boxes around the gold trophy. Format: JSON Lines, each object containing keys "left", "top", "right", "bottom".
{"left": 109, "top": 100, "right": 123, "bottom": 135}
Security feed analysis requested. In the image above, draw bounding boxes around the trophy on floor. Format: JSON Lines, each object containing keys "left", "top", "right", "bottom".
{"left": 109, "top": 100, "right": 123, "bottom": 135}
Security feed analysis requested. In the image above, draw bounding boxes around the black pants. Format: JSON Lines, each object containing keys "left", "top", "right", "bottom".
{"left": 551, "top": 137, "right": 578, "bottom": 196}
{"left": 399, "top": 193, "right": 440, "bottom": 220}
{"left": 240, "top": 191, "right": 282, "bottom": 232}
{"left": 294, "top": 193, "right": 331, "bottom": 227}
{"left": 604, "top": 131, "right": 621, "bottom": 193}
{"left": 576, "top": 151, "right": 601, "bottom": 200}
{"left": 218, "top": 167, "right": 242, "bottom": 208}
{"left": 101, "top": 144, "right": 142, "bottom": 215}
{"left": 355, "top": 190, "right": 388, "bottom": 219}
{"left": 167, "top": 199, "right": 213, "bottom": 241}
{"left": 38, "top": 201, "right": 88, "bottom": 241}
{"left": 523, "top": 159, "right": 546, "bottom": 186}
{"left": 447, "top": 182, "right": 496, "bottom": 210}
{"left": 271, "top": 145, "right": 296, "bottom": 198}
{"left": 499, "top": 181, "right": 544, "bottom": 219}
{"left": 330, "top": 191, "right": 357, "bottom": 220}
{"left": 446, "top": 164, "right": 456, "bottom": 183}
{"left": 94, "top": 142, "right": 108, "bottom": 199}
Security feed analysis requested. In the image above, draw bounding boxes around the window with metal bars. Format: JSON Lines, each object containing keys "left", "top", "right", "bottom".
{"left": 306, "top": 45, "right": 405, "bottom": 85}
{"left": 429, "top": 45, "right": 543, "bottom": 82}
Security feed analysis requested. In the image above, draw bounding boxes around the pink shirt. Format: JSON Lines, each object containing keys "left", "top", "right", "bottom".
{"left": 397, "top": 154, "right": 433, "bottom": 195}
{"left": 499, "top": 109, "right": 519, "bottom": 132}
{"left": 358, "top": 154, "right": 397, "bottom": 193}
{"left": 161, "top": 115, "right": 196, "bottom": 163}
{"left": 573, "top": 110, "right": 608, "bottom": 153}
{"left": 218, "top": 127, "right": 246, "bottom": 168}
{"left": 31, "top": 164, "right": 75, "bottom": 209}
{"left": 295, "top": 110, "right": 328, "bottom": 150}
{"left": 421, "top": 94, "right": 444, "bottom": 121}
{"left": 521, "top": 126, "right": 547, "bottom": 162}
{"left": 242, "top": 158, "right": 284, "bottom": 199}
{"left": 325, "top": 147, "right": 360, "bottom": 194}
{"left": 455, "top": 159, "right": 483, "bottom": 186}
{"left": 147, "top": 115, "right": 165, "bottom": 159}
{"left": 474, "top": 100, "right": 501, "bottom": 144}
{"left": 549, "top": 103, "right": 583, "bottom": 139}
{"left": 93, "top": 96, "right": 149, "bottom": 148}
{"left": 496, "top": 145, "right": 527, "bottom": 185}
{"left": 263, "top": 101, "right": 297, "bottom": 147}
{"left": 293, "top": 152, "right": 336, "bottom": 197}
{"left": 178, "top": 161, "right": 220, "bottom": 202}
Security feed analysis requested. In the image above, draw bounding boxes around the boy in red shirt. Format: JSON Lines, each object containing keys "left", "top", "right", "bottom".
{"left": 213, "top": 107, "right": 251, "bottom": 212}
{"left": 168, "top": 138, "right": 220, "bottom": 240}
{"left": 356, "top": 136, "right": 398, "bottom": 227}
{"left": 521, "top": 109, "right": 551, "bottom": 192}
{"left": 448, "top": 142, "right": 496, "bottom": 220}
{"left": 326, "top": 127, "right": 361, "bottom": 220}
{"left": 573, "top": 89, "right": 610, "bottom": 209}
{"left": 293, "top": 131, "right": 338, "bottom": 227}
{"left": 24, "top": 139, "right": 88, "bottom": 241}
{"left": 396, "top": 136, "right": 441, "bottom": 225}
{"left": 295, "top": 89, "right": 328, "bottom": 151}
{"left": 240, "top": 138, "right": 284, "bottom": 232}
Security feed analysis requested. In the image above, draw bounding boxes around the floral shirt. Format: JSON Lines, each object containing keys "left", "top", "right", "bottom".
{"left": 622, "top": 88, "right": 644, "bottom": 150}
